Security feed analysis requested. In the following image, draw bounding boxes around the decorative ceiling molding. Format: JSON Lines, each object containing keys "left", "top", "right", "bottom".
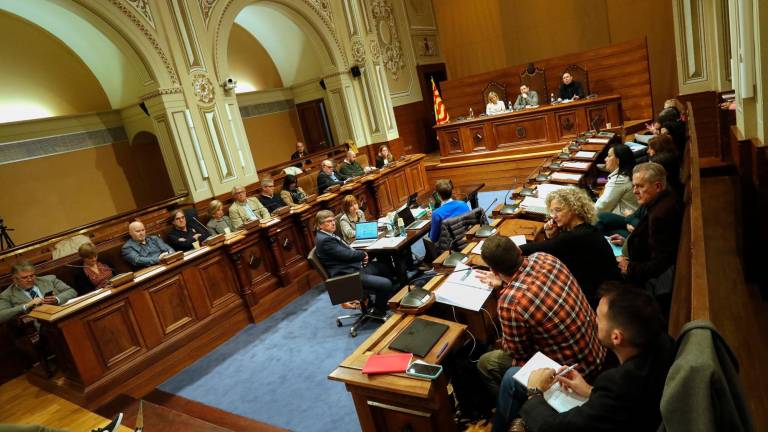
{"left": 107, "top": 0, "right": 180, "bottom": 85}
{"left": 125, "top": 0, "right": 155, "bottom": 28}
{"left": 369, "top": 0, "right": 404, "bottom": 80}
{"left": 369, "top": 39, "right": 381, "bottom": 64}
{"left": 199, "top": 0, "right": 218, "bottom": 26}
{"left": 192, "top": 74, "right": 216, "bottom": 104}
{"left": 140, "top": 87, "right": 184, "bottom": 101}
{"left": 304, "top": 0, "right": 333, "bottom": 25}
{"left": 351, "top": 37, "right": 366, "bottom": 64}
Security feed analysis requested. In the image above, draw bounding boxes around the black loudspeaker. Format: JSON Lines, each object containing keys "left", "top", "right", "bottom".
{"left": 350, "top": 65, "right": 361, "bottom": 78}
{"left": 138, "top": 102, "right": 149, "bottom": 116}
{"left": 319, "top": 79, "right": 326, "bottom": 90}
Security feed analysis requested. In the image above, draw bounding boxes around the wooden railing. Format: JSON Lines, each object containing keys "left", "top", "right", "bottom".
{"left": 668, "top": 102, "right": 710, "bottom": 337}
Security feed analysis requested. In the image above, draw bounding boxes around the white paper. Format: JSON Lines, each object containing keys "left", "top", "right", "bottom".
{"left": 536, "top": 184, "right": 570, "bottom": 200}
{"left": 586, "top": 137, "right": 610, "bottom": 144}
{"left": 366, "top": 236, "right": 405, "bottom": 249}
{"left": 551, "top": 172, "right": 582, "bottom": 182}
{"left": 411, "top": 207, "right": 427, "bottom": 219}
{"left": 434, "top": 263, "right": 492, "bottom": 311}
{"left": 63, "top": 288, "right": 110, "bottom": 306}
{"left": 513, "top": 351, "right": 588, "bottom": 413}
{"left": 574, "top": 151, "right": 597, "bottom": 159}
{"left": 520, "top": 196, "right": 548, "bottom": 214}
{"left": 561, "top": 161, "right": 591, "bottom": 170}
{"left": 471, "top": 235, "right": 527, "bottom": 254}
{"left": 261, "top": 218, "right": 280, "bottom": 227}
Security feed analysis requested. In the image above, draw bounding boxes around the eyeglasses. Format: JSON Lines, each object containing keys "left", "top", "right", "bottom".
{"left": 16, "top": 274, "right": 35, "bottom": 280}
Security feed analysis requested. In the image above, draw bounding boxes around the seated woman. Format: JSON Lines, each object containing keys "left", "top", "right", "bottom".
{"left": 519, "top": 187, "right": 620, "bottom": 308}
{"left": 207, "top": 200, "right": 233, "bottom": 235}
{"left": 375, "top": 144, "right": 395, "bottom": 168}
{"left": 280, "top": 174, "right": 308, "bottom": 206}
{"left": 167, "top": 209, "right": 209, "bottom": 251}
{"left": 485, "top": 91, "right": 506, "bottom": 115}
{"left": 338, "top": 195, "right": 366, "bottom": 244}
{"left": 75, "top": 241, "right": 114, "bottom": 293}
{"left": 596, "top": 144, "right": 641, "bottom": 237}
{"left": 649, "top": 134, "right": 682, "bottom": 198}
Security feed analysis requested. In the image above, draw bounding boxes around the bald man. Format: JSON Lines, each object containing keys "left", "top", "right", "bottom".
{"left": 338, "top": 151, "right": 366, "bottom": 177}
{"left": 121, "top": 221, "right": 175, "bottom": 268}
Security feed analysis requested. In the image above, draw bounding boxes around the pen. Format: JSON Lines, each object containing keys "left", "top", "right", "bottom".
{"left": 436, "top": 342, "right": 449, "bottom": 359}
{"left": 556, "top": 364, "right": 578, "bottom": 378}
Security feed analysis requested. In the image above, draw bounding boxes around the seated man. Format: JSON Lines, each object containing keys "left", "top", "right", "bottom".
{"left": 121, "top": 221, "right": 175, "bottom": 268}
{"left": 475, "top": 236, "right": 605, "bottom": 400}
{"left": 317, "top": 159, "right": 349, "bottom": 194}
{"left": 229, "top": 185, "right": 270, "bottom": 229}
{"left": 428, "top": 179, "right": 471, "bottom": 243}
{"left": 257, "top": 178, "right": 285, "bottom": 214}
{"left": 513, "top": 84, "right": 539, "bottom": 110}
{"left": 558, "top": 72, "right": 585, "bottom": 100}
{"left": 167, "top": 209, "right": 209, "bottom": 251}
{"left": 338, "top": 151, "right": 367, "bottom": 177}
{"left": 505, "top": 283, "right": 674, "bottom": 432}
{"left": 290, "top": 141, "right": 310, "bottom": 168}
{"left": 610, "top": 162, "right": 682, "bottom": 317}
{"left": 314, "top": 210, "right": 394, "bottom": 316}
{"left": 0, "top": 262, "right": 78, "bottom": 324}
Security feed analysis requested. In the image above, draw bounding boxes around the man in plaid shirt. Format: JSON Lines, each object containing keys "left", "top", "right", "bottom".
{"left": 476, "top": 236, "right": 606, "bottom": 401}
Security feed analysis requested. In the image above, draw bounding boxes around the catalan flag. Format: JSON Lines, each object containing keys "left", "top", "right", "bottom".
{"left": 431, "top": 78, "right": 450, "bottom": 124}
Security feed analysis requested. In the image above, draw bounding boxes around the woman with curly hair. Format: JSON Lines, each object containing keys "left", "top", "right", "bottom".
{"left": 519, "top": 187, "right": 620, "bottom": 308}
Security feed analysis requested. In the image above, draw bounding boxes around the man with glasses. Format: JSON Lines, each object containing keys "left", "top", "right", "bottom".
{"left": 229, "top": 185, "right": 270, "bottom": 229}
{"left": 314, "top": 210, "right": 394, "bottom": 316}
{"left": 257, "top": 178, "right": 285, "bottom": 214}
{"left": 0, "top": 262, "right": 77, "bottom": 324}
{"left": 317, "top": 159, "right": 349, "bottom": 194}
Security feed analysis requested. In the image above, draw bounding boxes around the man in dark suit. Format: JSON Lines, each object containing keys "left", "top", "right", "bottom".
{"left": 610, "top": 162, "right": 682, "bottom": 317}
{"left": 493, "top": 283, "right": 674, "bottom": 432}
{"left": 314, "top": 210, "right": 394, "bottom": 316}
{"left": 558, "top": 72, "right": 585, "bottom": 100}
{"left": 290, "top": 141, "right": 310, "bottom": 169}
{"left": 317, "top": 159, "right": 348, "bottom": 194}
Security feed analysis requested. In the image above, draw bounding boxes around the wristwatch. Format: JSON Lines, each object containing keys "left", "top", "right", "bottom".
{"left": 527, "top": 387, "right": 544, "bottom": 398}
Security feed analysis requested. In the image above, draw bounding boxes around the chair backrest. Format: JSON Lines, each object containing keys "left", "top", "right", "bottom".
{"left": 520, "top": 66, "right": 548, "bottom": 103}
{"left": 422, "top": 237, "right": 440, "bottom": 265}
{"left": 325, "top": 272, "right": 363, "bottom": 305}
{"left": 307, "top": 247, "right": 329, "bottom": 280}
{"left": 436, "top": 207, "right": 488, "bottom": 253}
{"left": 482, "top": 81, "right": 508, "bottom": 106}
{"left": 562, "top": 64, "right": 589, "bottom": 95}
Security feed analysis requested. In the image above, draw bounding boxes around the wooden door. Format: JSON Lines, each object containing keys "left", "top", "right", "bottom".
{"left": 296, "top": 99, "right": 334, "bottom": 151}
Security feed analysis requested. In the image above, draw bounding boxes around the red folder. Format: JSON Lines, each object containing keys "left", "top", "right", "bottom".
{"left": 362, "top": 353, "right": 413, "bottom": 375}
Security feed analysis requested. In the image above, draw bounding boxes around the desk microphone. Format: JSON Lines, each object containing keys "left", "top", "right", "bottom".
{"left": 475, "top": 198, "right": 499, "bottom": 238}
{"left": 400, "top": 266, "right": 478, "bottom": 308}
{"left": 499, "top": 178, "right": 519, "bottom": 216}
{"left": 443, "top": 236, "right": 470, "bottom": 268}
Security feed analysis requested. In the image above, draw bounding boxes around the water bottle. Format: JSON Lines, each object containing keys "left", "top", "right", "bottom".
{"left": 469, "top": 107, "right": 474, "bottom": 118}
{"left": 551, "top": 93, "right": 556, "bottom": 104}
{"left": 397, "top": 218, "right": 405, "bottom": 236}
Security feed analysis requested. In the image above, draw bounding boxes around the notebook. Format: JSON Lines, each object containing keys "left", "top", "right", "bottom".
{"left": 350, "top": 221, "right": 378, "bottom": 247}
{"left": 389, "top": 318, "right": 449, "bottom": 358}
{"left": 513, "top": 352, "right": 588, "bottom": 413}
{"left": 362, "top": 352, "right": 413, "bottom": 374}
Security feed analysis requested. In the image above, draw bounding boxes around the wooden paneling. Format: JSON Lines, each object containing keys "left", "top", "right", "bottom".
{"left": 85, "top": 301, "right": 146, "bottom": 370}
{"left": 147, "top": 276, "right": 196, "bottom": 337}
{"left": 393, "top": 102, "right": 430, "bottom": 154}
{"left": 440, "top": 38, "right": 652, "bottom": 122}
{"left": 495, "top": 116, "right": 549, "bottom": 146}
{"left": 191, "top": 254, "right": 240, "bottom": 314}
{"left": 678, "top": 91, "right": 724, "bottom": 162}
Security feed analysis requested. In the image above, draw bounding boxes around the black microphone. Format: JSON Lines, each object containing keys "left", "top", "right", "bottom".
{"left": 443, "top": 235, "right": 470, "bottom": 267}
{"left": 401, "top": 266, "right": 481, "bottom": 308}
{"left": 475, "top": 198, "right": 499, "bottom": 238}
{"left": 499, "top": 178, "right": 519, "bottom": 216}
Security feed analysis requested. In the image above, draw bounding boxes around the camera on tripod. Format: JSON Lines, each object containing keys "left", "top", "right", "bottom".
{"left": 0, "top": 217, "right": 15, "bottom": 250}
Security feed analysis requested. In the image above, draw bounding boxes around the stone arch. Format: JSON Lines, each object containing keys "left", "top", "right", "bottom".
{"left": 212, "top": 0, "right": 349, "bottom": 84}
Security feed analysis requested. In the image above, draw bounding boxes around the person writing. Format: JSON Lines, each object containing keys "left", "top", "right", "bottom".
{"left": 512, "top": 283, "right": 674, "bottom": 432}
{"left": 121, "top": 221, "right": 175, "bottom": 268}
{"left": 375, "top": 144, "right": 395, "bottom": 168}
{"left": 513, "top": 84, "right": 539, "bottom": 110}
{"left": 558, "top": 72, "right": 585, "bottom": 100}
{"left": 75, "top": 241, "right": 114, "bottom": 293}
{"left": 229, "top": 185, "right": 270, "bottom": 229}
{"left": 338, "top": 195, "right": 366, "bottom": 244}
{"left": 486, "top": 91, "right": 507, "bottom": 115}
{"left": 0, "top": 262, "right": 78, "bottom": 324}
{"left": 280, "top": 174, "right": 308, "bottom": 206}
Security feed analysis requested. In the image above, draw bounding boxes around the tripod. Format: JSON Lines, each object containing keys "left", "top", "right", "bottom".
{"left": 0, "top": 218, "right": 15, "bottom": 250}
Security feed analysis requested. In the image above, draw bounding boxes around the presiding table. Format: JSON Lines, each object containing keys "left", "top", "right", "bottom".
{"left": 434, "top": 95, "right": 622, "bottom": 162}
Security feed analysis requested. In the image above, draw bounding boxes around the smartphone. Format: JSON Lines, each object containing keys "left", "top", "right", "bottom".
{"left": 43, "top": 291, "right": 54, "bottom": 297}
{"left": 406, "top": 361, "right": 442, "bottom": 380}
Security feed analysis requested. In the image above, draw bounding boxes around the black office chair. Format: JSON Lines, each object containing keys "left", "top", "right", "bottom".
{"left": 307, "top": 247, "right": 385, "bottom": 337}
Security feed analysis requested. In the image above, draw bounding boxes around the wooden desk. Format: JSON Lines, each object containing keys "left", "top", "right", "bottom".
{"left": 328, "top": 313, "right": 466, "bottom": 432}
{"left": 434, "top": 95, "right": 622, "bottom": 162}
{"left": 362, "top": 218, "right": 431, "bottom": 285}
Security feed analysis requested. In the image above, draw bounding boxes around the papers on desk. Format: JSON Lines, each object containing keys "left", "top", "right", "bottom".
{"left": 434, "top": 263, "right": 492, "bottom": 311}
{"left": 366, "top": 236, "right": 405, "bottom": 249}
{"left": 560, "top": 161, "right": 591, "bottom": 171}
{"left": 411, "top": 207, "right": 427, "bottom": 219}
{"left": 520, "top": 196, "right": 548, "bottom": 215}
{"left": 633, "top": 133, "right": 654, "bottom": 144}
{"left": 573, "top": 151, "right": 597, "bottom": 160}
{"left": 183, "top": 246, "right": 209, "bottom": 261}
{"left": 550, "top": 172, "right": 582, "bottom": 183}
{"left": 536, "top": 183, "right": 570, "bottom": 200}
{"left": 605, "top": 236, "right": 624, "bottom": 257}
{"left": 586, "top": 137, "right": 611, "bottom": 144}
{"left": 513, "top": 352, "right": 588, "bottom": 413}
{"left": 471, "top": 235, "right": 527, "bottom": 255}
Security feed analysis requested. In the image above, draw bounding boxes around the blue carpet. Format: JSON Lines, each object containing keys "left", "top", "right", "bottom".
{"left": 159, "top": 285, "right": 377, "bottom": 432}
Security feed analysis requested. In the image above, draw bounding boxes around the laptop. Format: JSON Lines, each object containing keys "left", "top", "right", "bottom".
{"left": 397, "top": 206, "right": 429, "bottom": 230}
{"left": 349, "top": 221, "right": 379, "bottom": 248}
{"left": 389, "top": 318, "right": 449, "bottom": 358}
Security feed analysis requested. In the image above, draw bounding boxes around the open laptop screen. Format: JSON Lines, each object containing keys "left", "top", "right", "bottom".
{"left": 355, "top": 221, "right": 378, "bottom": 240}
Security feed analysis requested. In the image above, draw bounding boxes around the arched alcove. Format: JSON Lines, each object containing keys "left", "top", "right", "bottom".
{"left": 112, "top": 131, "right": 175, "bottom": 208}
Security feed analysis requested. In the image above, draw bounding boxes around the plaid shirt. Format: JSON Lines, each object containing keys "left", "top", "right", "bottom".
{"left": 498, "top": 252, "right": 606, "bottom": 380}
